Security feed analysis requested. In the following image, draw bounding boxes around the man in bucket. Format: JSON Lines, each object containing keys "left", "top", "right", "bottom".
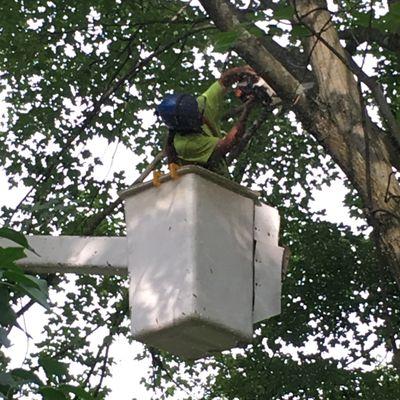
{"left": 156, "top": 66, "right": 259, "bottom": 178}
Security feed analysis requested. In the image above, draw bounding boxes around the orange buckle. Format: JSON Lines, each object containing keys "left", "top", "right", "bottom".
{"left": 152, "top": 170, "right": 162, "bottom": 187}
{"left": 169, "top": 163, "right": 180, "bottom": 179}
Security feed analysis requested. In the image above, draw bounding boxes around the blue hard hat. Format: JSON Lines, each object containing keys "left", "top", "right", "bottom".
{"left": 156, "top": 93, "right": 203, "bottom": 133}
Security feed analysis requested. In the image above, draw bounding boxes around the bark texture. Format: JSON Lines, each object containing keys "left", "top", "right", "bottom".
{"left": 199, "top": 0, "right": 400, "bottom": 287}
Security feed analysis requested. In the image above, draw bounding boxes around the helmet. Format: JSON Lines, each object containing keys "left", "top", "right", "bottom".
{"left": 156, "top": 94, "right": 203, "bottom": 133}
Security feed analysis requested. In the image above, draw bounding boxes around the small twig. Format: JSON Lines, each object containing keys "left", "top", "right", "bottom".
{"left": 6, "top": 299, "right": 35, "bottom": 335}
{"left": 384, "top": 171, "right": 400, "bottom": 203}
{"left": 82, "top": 150, "right": 165, "bottom": 236}
{"left": 93, "top": 340, "right": 112, "bottom": 398}
{"left": 371, "top": 208, "right": 400, "bottom": 223}
{"left": 171, "top": 1, "right": 191, "bottom": 22}
{"left": 342, "top": 339, "right": 382, "bottom": 368}
{"left": 227, "top": 106, "right": 272, "bottom": 164}
{"left": 148, "top": 348, "right": 191, "bottom": 396}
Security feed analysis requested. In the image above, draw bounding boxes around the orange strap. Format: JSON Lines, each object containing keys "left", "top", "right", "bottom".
{"left": 152, "top": 170, "right": 162, "bottom": 187}
{"left": 168, "top": 163, "right": 180, "bottom": 179}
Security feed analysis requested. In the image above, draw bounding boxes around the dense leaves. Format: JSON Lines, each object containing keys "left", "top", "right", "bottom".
{"left": 0, "top": 228, "right": 49, "bottom": 398}
{"left": 1, "top": 0, "right": 399, "bottom": 399}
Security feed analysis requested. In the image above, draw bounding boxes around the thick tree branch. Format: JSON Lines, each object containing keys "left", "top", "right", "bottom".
{"left": 232, "top": 4, "right": 314, "bottom": 84}
{"left": 257, "top": 35, "right": 314, "bottom": 84}
{"left": 339, "top": 27, "right": 400, "bottom": 55}
{"left": 294, "top": 10, "right": 400, "bottom": 151}
{"left": 293, "top": 0, "right": 400, "bottom": 289}
{"left": 199, "top": 0, "right": 306, "bottom": 107}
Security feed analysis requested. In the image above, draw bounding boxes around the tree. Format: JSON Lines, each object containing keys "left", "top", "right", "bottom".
{"left": 200, "top": 0, "right": 400, "bottom": 284}
{"left": 0, "top": 0, "right": 399, "bottom": 398}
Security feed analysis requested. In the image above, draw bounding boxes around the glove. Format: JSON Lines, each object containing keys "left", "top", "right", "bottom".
{"left": 220, "top": 66, "right": 258, "bottom": 87}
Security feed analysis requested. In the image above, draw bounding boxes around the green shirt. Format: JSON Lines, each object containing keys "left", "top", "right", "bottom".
{"left": 173, "top": 81, "right": 229, "bottom": 177}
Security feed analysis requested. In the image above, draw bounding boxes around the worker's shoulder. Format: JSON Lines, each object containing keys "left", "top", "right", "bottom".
{"left": 197, "top": 80, "right": 225, "bottom": 103}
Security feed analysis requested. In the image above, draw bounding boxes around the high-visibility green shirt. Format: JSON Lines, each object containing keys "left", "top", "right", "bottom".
{"left": 173, "top": 81, "right": 230, "bottom": 177}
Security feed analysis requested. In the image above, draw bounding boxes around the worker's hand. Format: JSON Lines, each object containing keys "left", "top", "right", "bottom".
{"left": 239, "top": 65, "right": 258, "bottom": 82}
{"left": 220, "top": 66, "right": 259, "bottom": 87}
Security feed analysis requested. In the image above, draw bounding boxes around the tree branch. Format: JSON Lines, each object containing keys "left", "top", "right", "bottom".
{"left": 93, "top": 339, "right": 112, "bottom": 398}
{"left": 294, "top": 6, "right": 400, "bottom": 151}
{"left": 199, "top": 0, "right": 305, "bottom": 106}
{"left": 82, "top": 150, "right": 165, "bottom": 236}
{"left": 232, "top": 4, "right": 314, "bottom": 84}
{"left": 339, "top": 27, "right": 400, "bottom": 56}
{"left": 227, "top": 106, "right": 272, "bottom": 164}
{"left": 257, "top": 35, "right": 314, "bottom": 84}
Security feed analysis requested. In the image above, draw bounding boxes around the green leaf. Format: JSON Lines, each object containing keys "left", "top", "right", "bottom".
{"left": 11, "top": 368, "right": 44, "bottom": 386}
{"left": 0, "top": 247, "right": 26, "bottom": 267}
{"left": 60, "top": 384, "right": 94, "bottom": 399}
{"left": 81, "top": 150, "right": 91, "bottom": 159}
{"left": 0, "top": 327, "right": 11, "bottom": 348}
{"left": 39, "top": 355, "right": 69, "bottom": 379}
{"left": 0, "top": 227, "right": 29, "bottom": 248}
{"left": 390, "top": 2, "right": 400, "bottom": 18}
{"left": 212, "top": 30, "right": 241, "bottom": 53}
{"left": 247, "top": 25, "right": 264, "bottom": 38}
{"left": 19, "top": 284, "right": 50, "bottom": 310}
{"left": 354, "top": 11, "right": 371, "bottom": 28}
{"left": 0, "top": 256, "right": 49, "bottom": 309}
{"left": 166, "top": 386, "right": 175, "bottom": 396}
{"left": 384, "top": 12, "right": 400, "bottom": 33}
{"left": 274, "top": 4, "right": 294, "bottom": 20}
{"left": 0, "top": 287, "right": 10, "bottom": 306}
{"left": 0, "top": 301, "right": 15, "bottom": 327}
{"left": 0, "top": 228, "right": 38, "bottom": 256}
{"left": 0, "top": 373, "right": 15, "bottom": 387}
{"left": 39, "top": 387, "right": 69, "bottom": 400}
{"left": 268, "top": 25, "right": 285, "bottom": 36}
{"left": 4, "top": 270, "right": 42, "bottom": 289}
{"left": 291, "top": 25, "right": 310, "bottom": 38}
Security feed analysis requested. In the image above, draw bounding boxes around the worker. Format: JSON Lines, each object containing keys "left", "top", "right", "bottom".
{"left": 156, "top": 66, "right": 259, "bottom": 178}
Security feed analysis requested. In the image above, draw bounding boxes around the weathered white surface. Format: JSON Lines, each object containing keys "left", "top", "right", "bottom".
{"left": 0, "top": 236, "right": 127, "bottom": 275}
{"left": 124, "top": 171, "right": 254, "bottom": 359}
{"left": 253, "top": 242, "right": 283, "bottom": 323}
{"left": 254, "top": 203, "right": 280, "bottom": 245}
{"left": 253, "top": 203, "right": 283, "bottom": 323}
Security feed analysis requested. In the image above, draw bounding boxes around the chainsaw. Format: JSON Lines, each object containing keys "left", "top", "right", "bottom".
{"left": 234, "top": 76, "right": 280, "bottom": 111}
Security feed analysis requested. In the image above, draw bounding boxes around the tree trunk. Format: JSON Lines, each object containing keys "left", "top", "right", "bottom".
{"left": 198, "top": 0, "right": 400, "bottom": 288}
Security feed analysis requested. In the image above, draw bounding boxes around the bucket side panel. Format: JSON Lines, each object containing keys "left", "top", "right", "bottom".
{"left": 125, "top": 176, "right": 197, "bottom": 337}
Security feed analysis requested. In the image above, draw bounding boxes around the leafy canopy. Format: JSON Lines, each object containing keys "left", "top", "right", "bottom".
{"left": 0, "top": 0, "right": 399, "bottom": 399}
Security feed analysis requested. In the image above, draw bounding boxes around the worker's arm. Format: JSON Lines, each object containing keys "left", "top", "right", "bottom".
{"left": 212, "top": 98, "right": 256, "bottom": 157}
{"left": 202, "top": 66, "right": 259, "bottom": 164}
{"left": 199, "top": 66, "right": 258, "bottom": 136}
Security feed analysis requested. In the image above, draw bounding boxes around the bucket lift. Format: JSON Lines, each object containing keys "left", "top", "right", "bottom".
{"left": 1, "top": 166, "right": 283, "bottom": 360}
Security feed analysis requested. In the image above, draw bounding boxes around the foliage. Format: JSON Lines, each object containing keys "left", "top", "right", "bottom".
{"left": 0, "top": 228, "right": 97, "bottom": 399}
{"left": 0, "top": 0, "right": 399, "bottom": 399}
{"left": 0, "top": 227, "right": 48, "bottom": 346}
